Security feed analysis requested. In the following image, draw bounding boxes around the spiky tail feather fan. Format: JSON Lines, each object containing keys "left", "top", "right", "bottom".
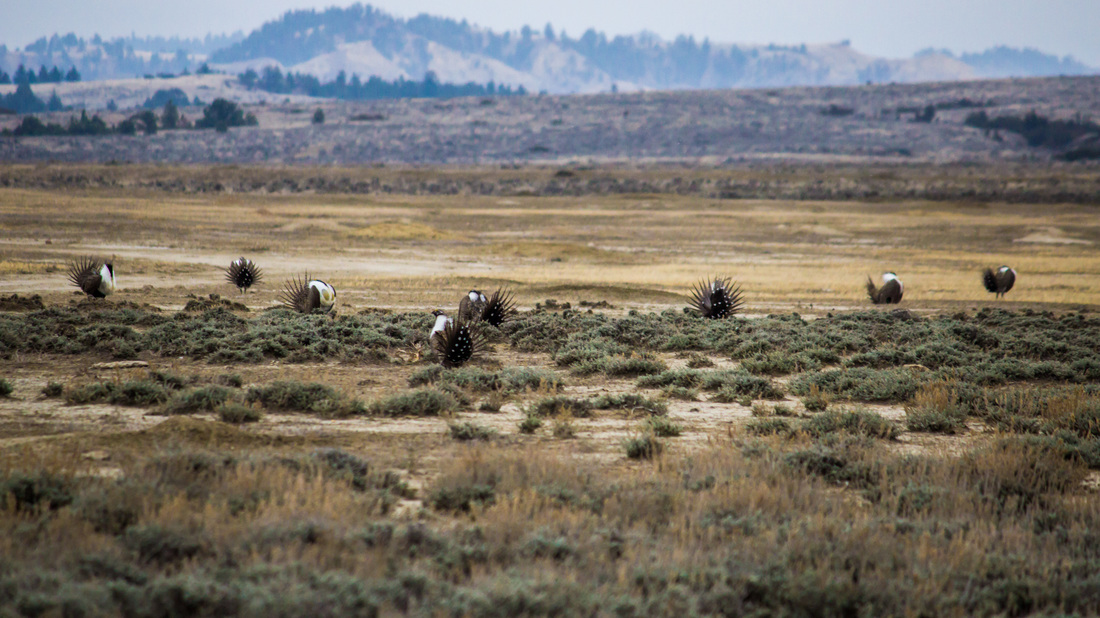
{"left": 982, "top": 268, "right": 999, "bottom": 294}
{"left": 280, "top": 274, "right": 322, "bottom": 314}
{"left": 866, "top": 277, "right": 879, "bottom": 302}
{"left": 226, "top": 258, "right": 263, "bottom": 291}
{"left": 480, "top": 287, "right": 517, "bottom": 326}
{"left": 432, "top": 319, "right": 484, "bottom": 368}
{"left": 689, "top": 276, "right": 744, "bottom": 319}
{"left": 67, "top": 256, "right": 101, "bottom": 290}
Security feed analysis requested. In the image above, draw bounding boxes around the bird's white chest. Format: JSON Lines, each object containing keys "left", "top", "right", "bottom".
{"left": 99, "top": 265, "right": 116, "bottom": 295}
{"left": 310, "top": 281, "right": 335, "bottom": 307}
{"left": 431, "top": 314, "right": 451, "bottom": 336}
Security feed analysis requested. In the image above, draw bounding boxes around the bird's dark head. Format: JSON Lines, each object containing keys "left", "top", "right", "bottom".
{"left": 432, "top": 309, "right": 446, "bottom": 317}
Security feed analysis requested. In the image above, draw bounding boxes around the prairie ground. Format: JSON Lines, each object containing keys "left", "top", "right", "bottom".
{"left": 1, "top": 166, "right": 1100, "bottom": 616}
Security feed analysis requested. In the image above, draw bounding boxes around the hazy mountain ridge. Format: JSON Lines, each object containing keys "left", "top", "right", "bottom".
{"left": 1, "top": 3, "right": 1095, "bottom": 93}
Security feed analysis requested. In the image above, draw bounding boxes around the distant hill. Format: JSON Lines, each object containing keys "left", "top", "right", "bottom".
{"left": 2, "top": 3, "right": 1096, "bottom": 94}
{"left": 0, "top": 32, "right": 244, "bottom": 82}
{"left": 958, "top": 46, "right": 1095, "bottom": 78}
{"left": 206, "top": 5, "right": 1097, "bottom": 93}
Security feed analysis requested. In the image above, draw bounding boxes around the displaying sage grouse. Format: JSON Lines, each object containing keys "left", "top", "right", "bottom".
{"left": 67, "top": 257, "right": 116, "bottom": 299}
{"left": 225, "top": 257, "right": 263, "bottom": 293}
{"left": 982, "top": 265, "right": 1016, "bottom": 298}
{"left": 866, "top": 272, "right": 904, "bottom": 304}
{"left": 430, "top": 310, "right": 482, "bottom": 368}
{"left": 689, "top": 276, "right": 744, "bottom": 319}
{"left": 469, "top": 287, "right": 518, "bottom": 326}
{"left": 280, "top": 275, "right": 336, "bottom": 314}
{"left": 457, "top": 290, "right": 487, "bottom": 322}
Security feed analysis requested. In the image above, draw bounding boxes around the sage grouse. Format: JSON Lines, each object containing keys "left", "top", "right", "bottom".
{"left": 459, "top": 287, "right": 517, "bottom": 326}
{"left": 689, "top": 276, "right": 744, "bottom": 319}
{"left": 457, "top": 290, "right": 487, "bottom": 322}
{"left": 67, "top": 257, "right": 116, "bottom": 299}
{"left": 982, "top": 266, "right": 1016, "bottom": 299}
{"left": 280, "top": 275, "right": 336, "bottom": 314}
{"left": 225, "top": 257, "right": 263, "bottom": 293}
{"left": 430, "top": 310, "right": 482, "bottom": 368}
{"left": 866, "top": 272, "right": 904, "bottom": 304}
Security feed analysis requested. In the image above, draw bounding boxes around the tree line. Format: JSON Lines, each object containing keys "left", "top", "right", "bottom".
{"left": 1, "top": 98, "right": 257, "bottom": 137}
{"left": 239, "top": 66, "right": 527, "bottom": 100}
{"left": 0, "top": 64, "right": 81, "bottom": 85}
{"left": 965, "top": 110, "right": 1099, "bottom": 149}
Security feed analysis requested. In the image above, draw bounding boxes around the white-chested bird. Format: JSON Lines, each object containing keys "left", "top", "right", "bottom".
{"left": 280, "top": 274, "right": 336, "bottom": 314}
{"left": 689, "top": 276, "right": 744, "bottom": 319}
{"left": 429, "top": 309, "right": 482, "bottom": 368}
{"left": 982, "top": 265, "right": 1016, "bottom": 299}
{"left": 866, "top": 272, "right": 904, "bottom": 304}
{"left": 225, "top": 257, "right": 263, "bottom": 293}
{"left": 457, "top": 290, "right": 488, "bottom": 322}
{"left": 67, "top": 257, "right": 116, "bottom": 299}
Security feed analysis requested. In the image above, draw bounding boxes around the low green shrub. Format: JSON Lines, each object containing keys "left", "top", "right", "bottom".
{"left": 624, "top": 434, "right": 663, "bottom": 459}
{"left": 408, "top": 366, "right": 561, "bottom": 393}
{"left": 366, "top": 389, "right": 457, "bottom": 417}
{"left": 791, "top": 367, "right": 925, "bottom": 403}
{"left": 747, "top": 418, "right": 792, "bottom": 436}
{"left": 591, "top": 393, "right": 668, "bottom": 415}
{"left": 519, "top": 414, "right": 543, "bottom": 434}
{"left": 449, "top": 422, "right": 496, "bottom": 441}
{"left": 0, "top": 471, "right": 75, "bottom": 511}
{"left": 799, "top": 410, "right": 899, "bottom": 440}
{"left": 218, "top": 402, "right": 262, "bottom": 424}
{"left": 247, "top": 381, "right": 365, "bottom": 417}
{"left": 64, "top": 380, "right": 171, "bottom": 406}
{"left": 645, "top": 416, "right": 682, "bottom": 437}
{"left": 163, "top": 385, "right": 233, "bottom": 415}
{"left": 41, "top": 381, "right": 64, "bottom": 397}
{"left": 528, "top": 396, "right": 593, "bottom": 418}
{"left": 573, "top": 355, "right": 667, "bottom": 377}
{"left": 661, "top": 386, "right": 698, "bottom": 401}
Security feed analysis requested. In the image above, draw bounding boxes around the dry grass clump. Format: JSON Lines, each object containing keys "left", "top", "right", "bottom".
{"left": 801, "top": 384, "right": 830, "bottom": 412}
{"left": 551, "top": 416, "right": 577, "bottom": 439}
{"left": 623, "top": 434, "right": 663, "bottom": 459}
{"left": 905, "top": 382, "right": 969, "bottom": 434}
{"left": 348, "top": 221, "right": 455, "bottom": 240}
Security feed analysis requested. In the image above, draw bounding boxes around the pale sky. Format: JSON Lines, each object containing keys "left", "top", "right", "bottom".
{"left": 2, "top": 0, "right": 1098, "bottom": 66}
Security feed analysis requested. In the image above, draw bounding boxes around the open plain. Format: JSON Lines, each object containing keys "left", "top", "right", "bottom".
{"left": 2, "top": 160, "right": 1100, "bottom": 615}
